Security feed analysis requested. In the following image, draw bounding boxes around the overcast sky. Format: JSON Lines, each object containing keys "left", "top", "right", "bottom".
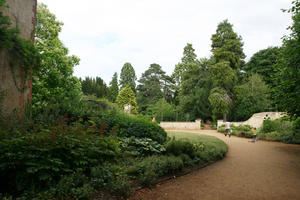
{"left": 39, "top": 0, "right": 292, "bottom": 84}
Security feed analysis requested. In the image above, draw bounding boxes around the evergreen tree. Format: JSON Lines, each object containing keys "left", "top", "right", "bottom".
{"left": 116, "top": 86, "right": 138, "bottom": 114}
{"left": 119, "top": 62, "right": 137, "bottom": 93}
{"left": 136, "top": 63, "right": 166, "bottom": 112}
{"left": 172, "top": 43, "right": 198, "bottom": 86}
{"left": 80, "top": 76, "right": 109, "bottom": 98}
{"left": 211, "top": 19, "right": 245, "bottom": 70}
{"left": 109, "top": 72, "right": 119, "bottom": 102}
{"left": 209, "top": 20, "right": 245, "bottom": 120}
{"left": 179, "top": 58, "right": 213, "bottom": 121}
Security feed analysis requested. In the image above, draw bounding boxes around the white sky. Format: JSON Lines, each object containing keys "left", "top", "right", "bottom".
{"left": 38, "top": 0, "right": 292, "bottom": 84}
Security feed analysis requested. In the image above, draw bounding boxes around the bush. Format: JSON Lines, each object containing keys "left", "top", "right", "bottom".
{"left": 127, "top": 155, "right": 184, "bottom": 186}
{"left": 96, "top": 111, "right": 167, "bottom": 144}
{"left": 0, "top": 130, "right": 119, "bottom": 196}
{"left": 166, "top": 138, "right": 196, "bottom": 158}
{"left": 91, "top": 163, "right": 131, "bottom": 197}
{"left": 218, "top": 125, "right": 253, "bottom": 138}
{"left": 119, "top": 137, "right": 166, "bottom": 156}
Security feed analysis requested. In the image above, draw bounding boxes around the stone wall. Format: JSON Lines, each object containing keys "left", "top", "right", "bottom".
{"left": 160, "top": 120, "right": 201, "bottom": 130}
{"left": 217, "top": 112, "right": 286, "bottom": 129}
{"left": 0, "top": 0, "right": 37, "bottom": 115}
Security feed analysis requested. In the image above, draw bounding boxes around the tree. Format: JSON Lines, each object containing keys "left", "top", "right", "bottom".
{"left": 109, "top": 72, "right": 119, "bottom": 102}
{"left": 274, "top": 1, "right": 300, "bottom": 117}
{"left": 136, "top": 63, "right": 168, "bottom": 112}
{"left": 172, "top": 43, "right": 197, "bottom": 86}
{"left": 211, "top": 19, "right": 245, "bottom": 70}
{"left": 80, "top": 76, "right": 109, "bottom": 98}
{"left": 116, "top": 86, "right": 138, "bottom": 114}
{"left": 244, "top": 47, "right": 281, "bottom": 87}
{"left": 149, "top": 98, "right": 176, "bottom": 122}
{"left": 179, "top": 58, "right": 213, "bottom": 121}
{"left": 119, "top": 62, "right": 137, "bottom": 93}
{"left": 32, "top": 4, "right": 81, "bottom": 111}
{"left": 209, "top": 20, "right": 245, "bottom": 120}
{"left": 208, "top": 87, "right": 232, "bottom": 121}
{"left": 232, "top": 74, "right": 271, "bottom": 121}
{"left": 209, "top": 61, "right": 237, "bottom": 91}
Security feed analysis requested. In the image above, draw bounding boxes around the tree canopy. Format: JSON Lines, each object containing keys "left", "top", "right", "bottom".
{"left": 109, "top": 72, "right": 119, "bottom": 102}
{"left": 32, "top": 4, "right": 81, "bottom": 111}
{"left": 119, "top": 62, "right": 137, "bottom": 93}
{"left": 116, "top": 86, "right": 138, "bottom": 114}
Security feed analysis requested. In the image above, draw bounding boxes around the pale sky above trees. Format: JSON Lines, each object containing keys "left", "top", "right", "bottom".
{"left": 39, "top": 0, "right": 291, "bottom": 84}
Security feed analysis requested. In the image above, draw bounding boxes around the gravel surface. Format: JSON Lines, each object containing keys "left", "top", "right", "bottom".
{"left": 129, "top": 130, "right": 300, "bottom": 200}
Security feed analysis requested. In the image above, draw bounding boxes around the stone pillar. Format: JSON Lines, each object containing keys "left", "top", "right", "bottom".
{"left": 0, "top": 0, "right": 37, "bottom": 116}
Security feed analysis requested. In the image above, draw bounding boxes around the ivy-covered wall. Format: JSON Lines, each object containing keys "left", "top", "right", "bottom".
{"left": 0, "top": 0, "right": 37, "bottom": 115}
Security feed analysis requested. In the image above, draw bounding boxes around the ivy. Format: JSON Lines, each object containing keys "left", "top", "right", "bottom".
{"left": 0, "top": 0, "right": 40, "bottom": 92}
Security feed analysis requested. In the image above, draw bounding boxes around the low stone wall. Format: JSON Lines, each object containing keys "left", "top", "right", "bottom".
{"left": 160, "top": 120, "right": 201, "bottom": 130}
{"left": 217, "top": 112, "right": 286, "bottom": 129}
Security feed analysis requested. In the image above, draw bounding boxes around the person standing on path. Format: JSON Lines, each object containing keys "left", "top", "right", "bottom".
{"left": 225, "top": 121, "right": 230, "bottom": 137}
{"left": 252, "top": 127, "right": 257, "bottom": 142}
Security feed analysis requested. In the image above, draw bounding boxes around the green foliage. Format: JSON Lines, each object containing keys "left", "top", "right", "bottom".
{"left": 232, "top": 74, "right": 271, "bottom": 121}
{"left": 119, "top": 62, "right": 137, "bottom": 93}
{"left": 137, "top": 63, "right": 169, "bottom": 112}
{"left": 32, "top": 4, "right": 82, "bottom": 112}
{"left": 209, "top": 87, "right": 232, "bottom": 118}
{"left": 127, "top": 155, "right": 184, "bottom": 186}
{"left": 80, "top": 76, "right": 109, "bottom": 98}
{"left": 172, "top": 43, "right": 198, "bottom": 86}
{"left": 0, "top": 129, "right": 119, "bottom": 197}
{"left": 109, "top": 72, "right": 119, "bottom": 102}
{"left": 116, "top": 86, "right": 138, "bottom": 114}
{"left": 244, "top": 47, "right": 281, "bottom": 86}
{"left": 210, "top": 61, "right": 237, "bottom": 90}
{"left": 179, "top": 58, "right": 213, "bottom": 121}
{"left": 273, "top": 1, "right": 300, "bottom": 117}
{"left": 258, "top": 117, "right": 300, "bottom": 144}
{"left": 97, "top": 111, "right": 167, "bottom": 144}
{"left": 148, "top": 98, "right": 177, "bottom": 122}
{"left": 119, "top": 137, "right": 166, "bottom": 156}
{"left": 211, "top": 19, "right": 245, "bottom": 70}
{"left": 91, "top": 163, "right": 131, "bottom": 197}
{"left": 166, "top": 138, "right": 201, "bottom": 158}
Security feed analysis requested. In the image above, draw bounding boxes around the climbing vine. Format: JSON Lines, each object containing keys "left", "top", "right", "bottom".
{"left": 0, "top": 0, "right": 40, "bottom": 92}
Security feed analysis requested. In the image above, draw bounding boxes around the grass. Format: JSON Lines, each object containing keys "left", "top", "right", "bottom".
{"left": 167, "top": 131, "right": 228, "bottom": 153}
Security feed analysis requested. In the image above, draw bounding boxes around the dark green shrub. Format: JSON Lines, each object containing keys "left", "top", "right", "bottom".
{"left": 96, "top": 111, "right": 167, "bottom": 144}
{"left": 260, "top": 119, "right": 278, "bottom": 133}
{"left": 91, "top": 163, "right": 131, "bottom": 197}
{"left": 118, "top": 137, "right": 166, "bottom": 156}
{"left": 166, "top": 138, "right": 196, "bottom": 158}
{"left": 0, "top": 130, "right": 119, "bottom": 196}
{"left": 127, "top": 155, "right": 184, "bottom": 186}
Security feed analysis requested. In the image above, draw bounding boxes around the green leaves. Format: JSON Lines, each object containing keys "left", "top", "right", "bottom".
{"left": 119, "top": 62, "right": 137, "bottom": 93}
{"left": 32, "top": 3, "right": 81, "bottom": 112}
{"left": 116, "top": 86, "right": 138, "bottom": 114}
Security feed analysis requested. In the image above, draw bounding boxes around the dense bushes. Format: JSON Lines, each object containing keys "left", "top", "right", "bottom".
{"left": 0, "top": 129, "right": 119, "bottom": 196}
{"left": 96, "top": 111, "right": 167, "bottom": 144}
{"left": 258, "top": 117, "right": 300, "bottom": 144}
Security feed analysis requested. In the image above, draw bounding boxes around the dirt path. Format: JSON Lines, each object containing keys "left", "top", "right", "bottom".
{"left": 129, "top": 130, "right": 300, "bottom": 200}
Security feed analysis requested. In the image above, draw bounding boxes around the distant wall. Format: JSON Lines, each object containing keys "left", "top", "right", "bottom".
{"left": 160, "top": 120, "right": 201, "bottom": 130}
{"left": 217, "top": 112, "right": 286, "bottom": 129}
{"left": 0, "top": 0, "right": 37, "bottom": 115}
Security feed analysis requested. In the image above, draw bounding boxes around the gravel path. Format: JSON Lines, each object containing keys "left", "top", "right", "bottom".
{"left": 129, "top": 130, "right": 300, "bottom": 200}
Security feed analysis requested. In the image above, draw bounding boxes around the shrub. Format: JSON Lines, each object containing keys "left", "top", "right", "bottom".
{"left": 166, "top": 138, "right": 196, "bottom": 158}
{"left": 91, "top": 163, "right": 131, "bottom": 197}
{"left": 96, "top": 111, "right": 167, "bottom": 144}
{"left": 119, "top": 137, "right": 166, "bottom": 156}
{"left": 260, "top": 119, "right": 279, "bottom": 133}
{"left": 127, "top": 155, "right": 184, "bottom": 186}
{"left": 0, "top": 130, "right": 119, "bottom": 196}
